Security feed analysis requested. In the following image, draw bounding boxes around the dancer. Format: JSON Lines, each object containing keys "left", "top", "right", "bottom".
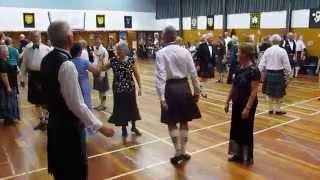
{"left": 156, "top": 26, "right": 201, "bottom": 166}
{"left": 41, "top": 21, "right": 114, "bottom": 180}
{"left": 281, "top": 32, "right": 297, "bottom": 78}
{"left": 259, "top": 34, "right": 291, "bottom": 115}
{"left": 93, "top": 38, "right": 110, "bottom": 111}
{"left": 215, "top": 36, "right": 226, "bottom": 83}
{"left": 100, "top": 42, "right": 142, "bottom": 137}
{"left": 295, "top": 35, "right": 306, "bottom": 78}
{"left": 21, "top": 31, "right": 52, "bottom": 131}
{"left": 227, "top": 36, "right": 239, "bottom": 84}
{"left": 225, "top": 43, "right": 260, "bottom": 166}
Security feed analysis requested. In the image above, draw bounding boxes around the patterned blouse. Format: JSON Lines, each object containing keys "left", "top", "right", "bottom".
{"left": 110, "top": 56, "right": 135, "bottom": 93}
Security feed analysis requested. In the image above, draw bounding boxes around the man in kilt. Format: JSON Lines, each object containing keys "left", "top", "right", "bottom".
{"left": 259, "top": 34, "right": 292, "bottom": 115}
{"left": 21, "top": 31, "right": 52, "bottom": 130}
{"left": 156, "top": 26, "right": 201, "bottom": 166}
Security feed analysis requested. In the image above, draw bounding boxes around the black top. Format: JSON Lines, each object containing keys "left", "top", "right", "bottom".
{"left": 282, "top": 40, "right": 296, "bottom": 55}
{"left": 197, "top": 42, "right": 216, "bottom": 66}
{"left": 111, "top": 56, "right": 135, "bottom": 93}
{"left": 214, "top": 43, "right": 226, "bottom": 60}
{"left": 0, "top": 59, "right": 8, "bottom": 88}
{"left": 232, "top": 65, "right": 261, "bottom": 105}
{"left": 19, "top": 40, "right": 29, "bottom": 54}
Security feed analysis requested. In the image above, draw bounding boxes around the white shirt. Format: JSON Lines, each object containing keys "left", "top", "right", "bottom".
{"left": 94, "top": 45, "right": 109, "bottom": 77}
{"left": 155, "top": 44, "right": 201, "bottom": 101}
{"left": 296, "top": 39, "right": 306, "bottom": 52}
{"left": 224, "top": 36, "right": 232, "bottom": 52}
{"left": 57, "top": 48, "right": 102, "bottom": 132}
{"left": 21, "top": 43, "right": 52, "bottom": 82}
{"left": 207, "top": 42, "right": 213, "bottom": 57}
{"left": 80, "top": 49, "right": 90, "bottom": 61}
{"left": 259, "top": 45, "right": 292, "bottom": 74}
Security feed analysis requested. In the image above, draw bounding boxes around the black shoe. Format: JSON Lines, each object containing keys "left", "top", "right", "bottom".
{"left": 180, "top": 154, "right": 191, "bottom": 161}
{"left": 34, "top": 122, "right": 47, "bottom": 131}
{"left": 131, "top": 128, "right": 142, "bottom": 136}
{"left": 4, "top": 119, "right": 16, "bottom": 126}
{"left": 275, "top": 111, "right": 286, "bottom": 115}
{"left": 268, "top": 110, "right": 274, "bottom": 114}
{"left": 170, "top": 155, "right": 184, "bottom": 166}
{"left": 242, "top": 158, "right": 254, "bottom": 166}
{"left": 122, "top": 128, "right": 128, "bottom": 137}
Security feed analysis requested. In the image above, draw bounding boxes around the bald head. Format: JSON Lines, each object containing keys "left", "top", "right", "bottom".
{"left": 163, "top": 26, "right": 177, "bottom": 44}
{"left": 48, "top": 21, "right": 73, "bottom": 49}
{"left": 287, "top": 32, "right": 294, "bottom": 41}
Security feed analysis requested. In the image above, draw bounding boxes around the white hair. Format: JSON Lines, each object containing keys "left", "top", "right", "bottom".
{"left": 270, "top": 34, "right": 282, "bottom": 44}
{"left": 48, "top": 21, "right": 72, "bottom": 47}
{"left": 116, "top": 42, "right": 130, "bottom": 55}
{"left": 206, "top": 33, "right": 213, "bottom": 40}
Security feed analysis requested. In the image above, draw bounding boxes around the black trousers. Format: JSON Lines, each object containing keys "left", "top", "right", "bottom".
{"left": 227, "top": 64, "right": 237, "bottom": 84}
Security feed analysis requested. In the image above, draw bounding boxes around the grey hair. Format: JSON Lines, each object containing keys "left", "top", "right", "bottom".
{"left": 48, "top": 21, "right": 72, "bottom": 47}
{"left": 116, "top": 42, "right": 130, "bottom": 55}
{"left": 163, "top": 26, "right": 177, "bottom": 41}
{"left": 4, "top": 37, "right": 12, "bottom": 45}
{"left": 0, "top": 45, "right": 8, "bottom": 54}
{"left": 270, "top": 34, "right": 282, "bottom": 44}
{"left": 206, "top": 33, "right": 213, "bottom": 40}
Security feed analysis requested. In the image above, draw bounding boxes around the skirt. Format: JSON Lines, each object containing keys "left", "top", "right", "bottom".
{"left": 108, "top": 90, "right": 141, "bottom": 126}
{"left": 161, "top": 78, "right": 201, "bottom": 124}
{"left": 198, "top": 62, "right": 215, "bottom": 78}
{"left": 229, "top": 100, "right": 257, "bottom": 160}
{"left": 93, "top": 72, "right": 110, "bottom": 92}
{"left": 28, "top": 71, "right": 46, "bottom": 105}
{"left": 262, "top": 70, "right": 286, "bottom": 98}
{"left": 0, "top": 88, "right": 20, "bottom": 120}
{"left": 216, "top": 58, "right": 226, "bottom": 73}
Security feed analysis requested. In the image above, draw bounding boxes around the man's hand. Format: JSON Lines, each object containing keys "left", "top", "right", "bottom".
{"left": 160, "top": 100, "right": 168, "bottom": 111}
{"left": 20, "top": 81, "right": 25, "bottom": 88}
{"left": 99, "top": 125, "right": 115, "bottom": 137}
{"left": 193, "top": 93, "right": 200, "bottom": 103}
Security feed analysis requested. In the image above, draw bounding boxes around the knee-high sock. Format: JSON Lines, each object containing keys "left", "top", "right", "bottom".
{"left": 38, "top": 106, "right": 48, "bottom": 123}
{"left": 275, "top": 98, "right": 282, "bottom": 112}
{"left": 169, "top": 129, "right": 181, "bottom": 156}
{"left": 267, "top": 96, "right": 275, "bottom": 112}
{"left": 180, "top": 129, "right": 188, "bottom": 155}
{"left": 295, "top": 67, "right": 300, "bottom": 77}
{"left": 99, "top": 91, "right": 106, "bottom": 107}
{"left": 200, "top": 84, "right": 207, "bottom": 96}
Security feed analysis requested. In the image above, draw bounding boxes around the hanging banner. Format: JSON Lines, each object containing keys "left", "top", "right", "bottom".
{"left": 96, "top": 15, "right": 105, "bottom": 28}
{"left": 309, "top": 8, "right": 320, "bottom": 28}
{"left": 124, "top": 16, "right": 132, "bottom": 28}
{"left": 250, "top": 12, "right": 261, "bottom": 29}
{"left": 23, "top": 13, "right": 35, "bottom": 28}
{"left": 207, "top": 16, "right": 214, "bottom": 30}
{"left": 191, "top": 17, "right": 197, "bottom": 30}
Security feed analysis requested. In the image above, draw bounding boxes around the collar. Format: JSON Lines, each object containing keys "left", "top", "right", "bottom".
{"left": 164, "top": 41, "right": 176, "bottom": 47}
{"left": 55, "top": 47, "right": 72, "bottom": 59}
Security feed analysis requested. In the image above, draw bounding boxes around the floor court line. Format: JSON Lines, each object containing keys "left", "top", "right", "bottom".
{"left": 2, "top": 96, "right": 319, "bottom": 180}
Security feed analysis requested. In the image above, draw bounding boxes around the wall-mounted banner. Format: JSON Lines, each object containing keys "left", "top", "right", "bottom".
{"left": 207, "top": 16, "right": 214, "bottom": 30}
{"left": 124, "top": 16, "right": 132, "bottom": 28}
{"left": 309, "top": 8, "right": 320, "bottom": 28}
{"left": 96, "top": 15, "right": 105, "bottom": 28}
{"left": 23, "top": 13, "right": 35, "bottom": 28}
{"left": 191, "top": 17, "right": 197, "bottom": 30}
{"left": 250, "top": 12, "right": 260, "bottom": 29}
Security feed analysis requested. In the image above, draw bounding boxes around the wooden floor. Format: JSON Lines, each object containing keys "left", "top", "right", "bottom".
{"left": 0, "top": 60, "right": 320, "bottom": 180}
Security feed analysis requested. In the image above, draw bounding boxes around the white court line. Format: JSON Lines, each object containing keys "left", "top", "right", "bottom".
{"left": 105, "top": 116, "right": 302, "bottom": 180}
{"left": 2, "top": 96, "right": 319, "bottom": 180}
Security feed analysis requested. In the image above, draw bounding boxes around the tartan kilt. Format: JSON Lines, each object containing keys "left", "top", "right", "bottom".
{"left": 28, "top": 71, "right": 46, "bottom": 105}
{"left": 262, "top": 70, "right": 286, "bottom": 98}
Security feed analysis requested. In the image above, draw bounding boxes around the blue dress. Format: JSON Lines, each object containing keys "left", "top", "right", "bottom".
{"left": 71, "top": 58, "right": 92, "bottom": 110}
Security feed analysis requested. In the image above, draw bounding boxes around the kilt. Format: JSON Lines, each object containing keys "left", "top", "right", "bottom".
{"left": 28, "top": 71, "right": 46, "bottom": 105}
{"left": 262, "top": 70, "right": 286, "bottom": 98}
{"left": 296, "top": 51, "right": 305, "bottom": 67}
{"left": 198, "top": 62, "right": 215, "bottom": 78}
{"left": 93, "top": 72, "right": 110, "bottom": 92}
{"left": 161, "top": 78, "right": 201, "bottom": 124}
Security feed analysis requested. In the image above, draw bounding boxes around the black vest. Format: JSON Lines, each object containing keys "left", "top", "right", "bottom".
{"left": 41, "top": 48, "right": 87, "bottom": 178}
{"left": 283, "top": 40, "right": 296, "bottom": 54}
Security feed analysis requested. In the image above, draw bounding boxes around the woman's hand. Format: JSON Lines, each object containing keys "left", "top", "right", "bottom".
{"left": 224, "top": 102, "right": 229, "bottom": 113}
{"left": 241, "top": 108, "right": 250, "bottom": 120}
{"left": 160, "top": 100, "right": 168, "bottom": 111}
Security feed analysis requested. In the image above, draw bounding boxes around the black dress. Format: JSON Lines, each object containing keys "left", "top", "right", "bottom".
{"left": 196, "top": 42, "right": 216, "bottom": 78}
{"left": 108, "top": 57, "right": 141, "bottom": 126}
{"left": 215, "top": 43, "right": 226, "bottom": 73}
{"left": 229, "top": 65, "right": 260, "bottom": 163}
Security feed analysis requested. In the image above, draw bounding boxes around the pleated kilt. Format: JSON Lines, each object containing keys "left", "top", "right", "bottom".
{"left": 93, "top": 72, "right": 110, "bottom": 92}
{"left": 262, "top": 70, "right": 286, "bottom": 98}
{"left": 161, "top": 78, "right": 201, "bottom": 124}
{"left": 28, "top": 71, "right": 46, "bottom": 105}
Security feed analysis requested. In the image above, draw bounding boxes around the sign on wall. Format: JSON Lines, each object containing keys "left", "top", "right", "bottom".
{"left": 96, "top": 15, "right": 105, "bottom": 28}
{"left": 207, "top": 16, "right": 214, "bottom": 30}
{"left": 309, "top": 8, "right": 320, "bottom": 28}
{"left": 250, "top": 12, "right": 260, "bottom": 29}
{"left": 23, "top": 13, "right": 35, "bottom": 28}
{"left": 191, "top": 17, "right": 197, "bottom": 30}
{"left": 124, "top": 16, "right": 132, "bottom": 28}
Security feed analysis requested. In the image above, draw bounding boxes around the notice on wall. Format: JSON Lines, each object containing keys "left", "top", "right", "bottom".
{"left": 309, "top": 8, "right": 320, "bottom": 28}
{"left": 207, "top": 16, "right": 214, "bottom": 30}
{"left": 250, "top": 12, "right": 260, "bottom": 29}
{"left": 96, "top": 14, "right": 105, "bottom": 28}
{"left": 191, "top": 17, "right": 197, "bottom": 30}
{"left": 23, "top": 13, "right": 35, "bottom": 28}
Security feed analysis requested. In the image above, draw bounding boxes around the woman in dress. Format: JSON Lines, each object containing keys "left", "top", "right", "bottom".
{"left": 70, "top": 43, "right": 100, "bottom": 110}
{"left": 101, "top": 42, "right": 142, "bottom": 137}
{"left": 225, "top": 43, "right": 261, "bottom": 166}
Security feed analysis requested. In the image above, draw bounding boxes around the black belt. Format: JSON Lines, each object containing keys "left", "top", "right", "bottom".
{"left": 166, "top": 78, "right": 187, "bottom": 84}
{"left": 267, "top": 69, "right": 284, "bottom": 73}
